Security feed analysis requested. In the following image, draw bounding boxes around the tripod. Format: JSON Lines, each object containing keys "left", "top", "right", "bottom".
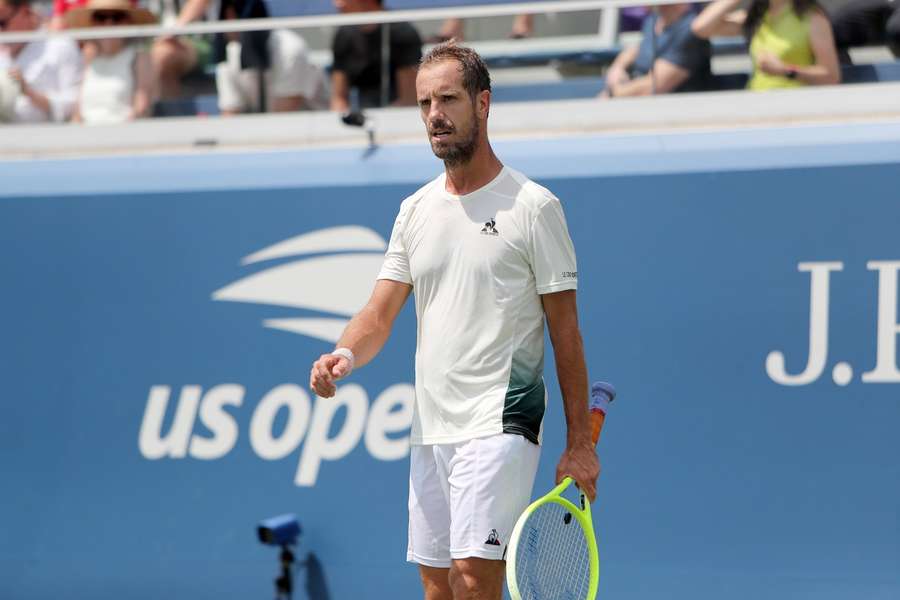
{"left": 274, "top": 545, "right": 294, "bottom": 600}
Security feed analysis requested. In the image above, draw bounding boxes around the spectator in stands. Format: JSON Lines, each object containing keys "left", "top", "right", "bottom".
{"left": 49, "top": 0, "right": 86, "bottom": 30}
{"left": 830, "top": 0, "right": 900, "bottom": 61}
{"left": 148, "top": 0, "right": 217, "bottom": 100}
{"left": 331, "top": 0, "right": 421, "bottom": 111}
{"left": 65, "top": 0, "right": 155, "bottom": 124}
{"left": 428, "top": 14, "right": 534, "bottom": 42}
{"left": 0, "top": 0, "right": 82, "bottom": 122}
{"left": 214, "top": 0, "right": 328, "bottom": 114}
{"left": 601, "top": 4, "right": 711, "bottom": 97}
{"left": 692, "top": 0, "right": 841, "bottom": 89}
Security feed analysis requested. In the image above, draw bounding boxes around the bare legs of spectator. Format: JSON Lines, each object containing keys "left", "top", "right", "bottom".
{"left": 509, "top": 13, "right": 534, "bottom": 39}
{"left": 432, "top": 17, "right": 464, "bottom": 42}
{"left": 270, "top": 96, "right": 307, "bottom": 112}
{"left": 151, "top": 37, "right": 198, "bottom": 99}
{"left": 429, "top": 14, "right": 534, "bottom": 43}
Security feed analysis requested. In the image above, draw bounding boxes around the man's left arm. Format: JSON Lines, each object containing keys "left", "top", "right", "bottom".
{"left": 542, "top": 289, "right": 601, "bottom": 502}
{"left": 612, "top": 26, "right": 706, "bottom": 96}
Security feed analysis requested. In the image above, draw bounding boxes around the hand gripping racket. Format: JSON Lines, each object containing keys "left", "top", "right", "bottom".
{"left": 506, "top": 381, "right": 616, "bottom": 600}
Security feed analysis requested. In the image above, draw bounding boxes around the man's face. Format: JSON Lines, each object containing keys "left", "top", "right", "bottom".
{"left": 0, "top": 1, "right": 35, "bottom": 55}
{"left": 416, "top": 60, "right": 485, "bottom": 167}
{"left": 0, "top": 1, "right": 33, "bottom": 33}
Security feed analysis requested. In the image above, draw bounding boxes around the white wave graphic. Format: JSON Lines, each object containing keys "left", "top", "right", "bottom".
{"left": 263, "top": 318, "right": 350, "bottom": 343}
{"left": 213, "top": 227, "right": 387, "bottom": 343}
{"left": 213, "top": 253, "right": 383, "bottom": 315}
{"left": 241, "top": 226, "right": 387, "bottom": 265}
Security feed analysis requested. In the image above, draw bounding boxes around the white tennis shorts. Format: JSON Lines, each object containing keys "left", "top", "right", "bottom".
{"left": 407, "top": 433, "right": 541, "bottom": 568}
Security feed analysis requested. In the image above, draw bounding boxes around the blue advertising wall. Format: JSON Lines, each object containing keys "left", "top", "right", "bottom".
{"left": 1, "top": 121, "right": 899, "bottom": 600}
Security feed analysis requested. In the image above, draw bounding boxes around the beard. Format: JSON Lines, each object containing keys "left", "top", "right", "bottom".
{"left": 428, "top": 116, "right": 479, "bottom": 167}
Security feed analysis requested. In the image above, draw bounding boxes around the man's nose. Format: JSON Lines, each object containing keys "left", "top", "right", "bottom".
{"left": 427, "top": 102, "right": 445, "bottom": 122}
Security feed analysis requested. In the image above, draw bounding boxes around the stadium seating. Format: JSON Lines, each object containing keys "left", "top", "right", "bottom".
{"left": 154, "top": 59, "right": 900, "bottom": 117}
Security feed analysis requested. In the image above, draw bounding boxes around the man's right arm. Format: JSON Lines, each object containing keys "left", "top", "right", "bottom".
{"left": 309, "top": 278, "right": 412, "bottom": 397}
{"left": 330, "top": 70, "right": 351, "bottom": 113}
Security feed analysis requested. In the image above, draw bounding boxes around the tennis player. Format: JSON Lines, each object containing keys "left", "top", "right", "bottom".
{"left": 309, "top": 42, "right": 599, "bottom": 600}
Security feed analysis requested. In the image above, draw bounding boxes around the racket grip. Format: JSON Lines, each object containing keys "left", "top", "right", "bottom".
{"left": 589, "top": 410, "right": 606, "bottom": 446}
{"left": 589, "top": 381, "right": 616, "bottom": 446}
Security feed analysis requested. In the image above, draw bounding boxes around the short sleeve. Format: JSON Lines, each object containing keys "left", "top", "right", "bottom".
{"left": 331, "top": 27, "right": 350, "bottom": 73}
{"left": 529, "top": 198, "right": 578, "bottom": 294}
{"left": 659, "top": 18, "right": 710, "bottom": 72}
{"left": 377, "top": 204, "right": 412, "bottom": 284}
{"left": 390, "top": 23, "right": 423, "bottom": 69}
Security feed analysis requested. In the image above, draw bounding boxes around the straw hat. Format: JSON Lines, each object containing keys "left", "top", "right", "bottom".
{"left": 64, "top": 0, "right": 157, "bottom": 29}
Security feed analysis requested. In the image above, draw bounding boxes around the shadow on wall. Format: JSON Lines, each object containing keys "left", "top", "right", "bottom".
{"left": 303, "top": 553, "right": 331, "bottom": 600}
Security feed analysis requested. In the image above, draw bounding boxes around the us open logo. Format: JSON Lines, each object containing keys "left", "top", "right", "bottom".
{"left": 212, "top": 225, "right": 388, "bottom": 342}
{"left": 138, "top": 226, "right": 415, "bottom": 487}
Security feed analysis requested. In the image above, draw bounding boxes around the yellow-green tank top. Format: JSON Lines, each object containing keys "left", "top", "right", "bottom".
{"left": 748, "top": 7, "right": 814, "bottom": 90}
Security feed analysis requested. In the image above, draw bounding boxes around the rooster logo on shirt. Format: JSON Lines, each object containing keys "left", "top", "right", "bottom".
{"left": 481, "top": 218, "right": 499, "bottom": 236}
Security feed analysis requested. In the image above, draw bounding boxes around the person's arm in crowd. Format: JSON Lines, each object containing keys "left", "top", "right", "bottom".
{"left": 330, "top": 69, "right": 351, "bottom": 112}
{"left": 49, "top": 0, "right": 66, "bottom": 30}
{"left": 757, "top": 10, "right": 840, "bottom": 85}
{"left": 8, "top": 67, "right": 52, "bottom": 117}
{"left": 691, "top": 0, "right": 746, "bottom": 38}
{"left": 51, "top": 42, "right": 83, "bottom": 121}
{"left": 70, "top": 56, "right": 87, "bottom": 123}
{"left": 176, "top": 0, "right": 211, "bottom": 26}
{"left": 131, "top": 50, "right": 154, "bottom": 119}
{"left": 392, "top": 65, "right": 418, "bottom": 106}
{"left": 542, "top": 289, "right": 600, "bottom": 503}
{"left": 9, "top": 41, "right": 81, "bottom": 122}
{"left": 607, "top": 58, "right": 691, "bottom": 96}
{"left": 600, "top": 45, "right": 638, "bottom": 97}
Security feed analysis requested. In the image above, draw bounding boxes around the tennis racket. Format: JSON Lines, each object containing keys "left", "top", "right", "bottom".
{"left": 506, "top": 381, "right": 616, "bottom": 600}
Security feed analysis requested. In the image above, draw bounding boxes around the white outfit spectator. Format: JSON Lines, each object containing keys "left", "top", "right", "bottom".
{"left": 78, "top": 44, "right": 137, "bottom": 123}
{"left": 65, "top": 0, "right": 155, "bottom": 124}
{"left": 0, "top": 35, "right": 82, "bottom": 122}
{"left": 215, "top": 28, "right": 328, "bottom": 114}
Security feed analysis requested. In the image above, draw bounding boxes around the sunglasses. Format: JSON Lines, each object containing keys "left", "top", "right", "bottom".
{"left": 91, "top": 10, "right": 130, "bottom": 24}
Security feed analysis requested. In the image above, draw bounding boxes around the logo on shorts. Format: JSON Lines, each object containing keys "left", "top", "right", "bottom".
{"left": 484, "top": 529, "right": 501, "bottom": 546}
{"left": 481, "top": 218, "right": 499, "bottom": 236}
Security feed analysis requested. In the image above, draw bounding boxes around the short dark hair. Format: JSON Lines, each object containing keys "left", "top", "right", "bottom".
{"left": 420, "top": 42, "right": 491, "bottom": 100}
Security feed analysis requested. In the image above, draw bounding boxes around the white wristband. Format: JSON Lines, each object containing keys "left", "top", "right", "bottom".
{"left": 332, "top": 347, "right": 355, "bottom": 375}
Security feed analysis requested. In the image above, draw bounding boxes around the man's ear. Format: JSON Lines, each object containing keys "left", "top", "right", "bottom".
{"left": 478, "top": 89, "right": 491, "bottom": 120}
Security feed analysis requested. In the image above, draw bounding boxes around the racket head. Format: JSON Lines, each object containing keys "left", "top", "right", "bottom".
{"left": 506, "top": 477, "right": 599, "bottom": 600}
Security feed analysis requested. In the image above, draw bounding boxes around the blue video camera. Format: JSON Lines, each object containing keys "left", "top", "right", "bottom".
{"left": 257, "top": 514, "right": 301, "bottom": 547}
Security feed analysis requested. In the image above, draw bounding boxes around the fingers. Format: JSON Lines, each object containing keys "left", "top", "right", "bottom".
{"left": 309, "top": 354, "right": 339, "bottom": 398}
{"left": 577, "top": 476, "right": 597, "bottom": 504}
{"left": 309, "top": 354, "right": 352, "bottom": 398}
{"left": 556, "top": 450, "right": 601, "bottom": 503}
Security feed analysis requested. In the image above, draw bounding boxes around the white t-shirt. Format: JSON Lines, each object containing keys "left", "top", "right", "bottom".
{"left": 378, "top": 166, "right": 578, "bottom": 446}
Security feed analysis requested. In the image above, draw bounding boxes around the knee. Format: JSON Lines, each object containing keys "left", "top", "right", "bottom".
{"left": 150, "top": 41, "right": 182, "bottom": 76}
{"left": 418, "top": 566, "right": 452, "bottom": 600}
{"left": 449, "top": 559, "right": 503, "bottom": 600}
